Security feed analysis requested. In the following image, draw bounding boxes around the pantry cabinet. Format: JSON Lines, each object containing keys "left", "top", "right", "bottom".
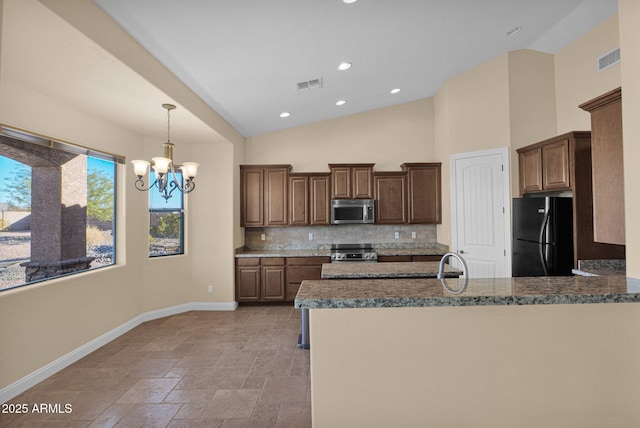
{"left": 579, "top": 87, "right": 625, "bottom": 245}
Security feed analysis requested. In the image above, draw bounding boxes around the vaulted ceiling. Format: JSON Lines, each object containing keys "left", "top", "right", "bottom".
{"left": 93, "top": 0, "right": 618, "bottom": 137}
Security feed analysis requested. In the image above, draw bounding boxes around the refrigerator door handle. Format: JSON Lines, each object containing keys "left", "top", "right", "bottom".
{"left": 538, "top": 211, "right": 551, "bottom": 276}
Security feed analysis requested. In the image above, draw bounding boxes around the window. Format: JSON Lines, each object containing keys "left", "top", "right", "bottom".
{"left": 148, "top": 171, "right": 184, "bottom": 257}
{"left": 0, "top": 126, "right": 120, "bottom": 291}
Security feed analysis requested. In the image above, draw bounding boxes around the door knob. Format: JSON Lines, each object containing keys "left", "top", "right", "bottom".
{"left": 459, "top": 250, "right": 465, "bottom": 254}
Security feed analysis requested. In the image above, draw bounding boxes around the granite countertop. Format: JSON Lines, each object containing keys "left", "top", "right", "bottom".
{"left": 295, "top": 275, "right": 640, "bottom": 309}
{"left": 235, "top": 244, "right": 448, "bottom": 258}
{"left": 374, "top": 245, "right": 448, "bottom": 257}
{"left": 235, "top": 248, "right": 331, "bottom": 258}
{"left": 573, "top": 259, "right": 626, "bottom": 277}
{"left": 321, "top": 261, "right": 461, "bottom": 279}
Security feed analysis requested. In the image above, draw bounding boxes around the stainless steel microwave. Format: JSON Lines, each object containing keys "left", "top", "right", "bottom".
{"left": 331, "top": 199, "right": 375, "bottom": 224}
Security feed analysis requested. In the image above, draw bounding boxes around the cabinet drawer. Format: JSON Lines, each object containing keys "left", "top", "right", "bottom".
{"left": 236, "top": 257, "right": 260, "bottom": 266}
{"left": 286, "top": 257, "right": 331, "bottom": 265}
{"left": 261, "top": 257, "right": 285, "bottom": 266}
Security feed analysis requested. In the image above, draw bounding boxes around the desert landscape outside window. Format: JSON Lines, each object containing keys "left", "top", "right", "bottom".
{"left": 0, "top": 127, "right": 118, "bottom": 291}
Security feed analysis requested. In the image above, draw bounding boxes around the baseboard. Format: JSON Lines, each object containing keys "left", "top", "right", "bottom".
{"left": 0, "top": 301, "right": 238, "bottom": 404}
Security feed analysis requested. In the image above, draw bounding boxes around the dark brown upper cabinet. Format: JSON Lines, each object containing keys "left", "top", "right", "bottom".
{"left": 402, "top": 163, "right": 442, "bottom": 224}
{"left": 329, "top": 163, "right": 374, "bottom": 199}
{"left": 579, "top": 87, "right": 625, "bottom": 246}
{"left": 240, "top": 165, "right": 291, "bottom": 227}
{"left": 374, "top": 172, "right": 407, "bottom": 224}
{"left": 289, "top": 173, "right": 331, "bottom": 226}
{"left": 517, "top": 139, "right": 571, "bottom": 194}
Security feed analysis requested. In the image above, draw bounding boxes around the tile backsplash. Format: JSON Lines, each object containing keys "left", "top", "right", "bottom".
{"left": 244, "top": 224, "right": 438, "bottom": 250}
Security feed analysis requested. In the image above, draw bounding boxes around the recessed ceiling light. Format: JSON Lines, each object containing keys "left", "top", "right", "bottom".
{"left": 390, "top": 88, "right": 401, "bottom": 94}
{"left": 279, "top": 112, "right": 290, "bottom": 118}
{"left": 343, "top": 0, "right": 357, "bottom": 3}
{"left": 506, "top": 26, "right": 522, "bottom": 36}
{"left": 338, "top": 62, "right": 352, "bottom": 71}
{"left": 336, "top": 100, "right": 347, "bottom": 106}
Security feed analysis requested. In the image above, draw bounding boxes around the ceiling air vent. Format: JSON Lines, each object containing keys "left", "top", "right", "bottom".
{"left": 297, "top": 77, "right": 323, "bottom": 92}
{"left": 597, "top": 47, "right": 620, "bottom": 72}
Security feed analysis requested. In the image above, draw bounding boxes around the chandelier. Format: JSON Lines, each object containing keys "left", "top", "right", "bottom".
{"left": 131, "top": 104, "right": 200, "bottom": 201}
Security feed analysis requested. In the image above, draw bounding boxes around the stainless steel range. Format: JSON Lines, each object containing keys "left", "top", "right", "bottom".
{"left": 330, "top": 243, "right": 378, "bottom": 262}
{"left": 298, "top": 243, "right": 378, "bottom": 350}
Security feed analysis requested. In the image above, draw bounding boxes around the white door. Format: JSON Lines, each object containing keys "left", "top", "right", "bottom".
{"left": 451, "top": 148, "right": 511, "bottom": 278}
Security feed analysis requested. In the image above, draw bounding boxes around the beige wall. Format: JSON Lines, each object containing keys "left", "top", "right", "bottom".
{"left": 189, "top": 141, "right": 238, "bottom": 303}
{"left": 619, "top": 0, "right": 640, "bottom": 278}
{"left": 0, "top": 0, "right": 239, "bottom": 394}
{"left": 245, "top": 98, "right": 435, "bottom": 172}
{"left": 0, "top": 78, "right": 146, "bottom": 389}
{"left": 555, "top": 15, "right": 621, "bottom": 134}
{"left": 507, "top": 49, "right": 558, "bottom": 191}
{"left": 310, "top": 304, "right": 640, "bottom": 427}
{"left": 433, "top": 50, "right": 558, "bottom": 246}
{"left": 434, "top": 54, "right": 511, "bottom": 245}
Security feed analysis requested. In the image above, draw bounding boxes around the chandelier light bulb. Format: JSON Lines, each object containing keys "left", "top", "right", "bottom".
{"left": 151, "top": 157, "right": 171, "bottom": 175}
{"left": 180, "top": 162, "right": 200, "bottom": 180}
{"left": 131, "top": 159, "right": 150, "bottom": 177}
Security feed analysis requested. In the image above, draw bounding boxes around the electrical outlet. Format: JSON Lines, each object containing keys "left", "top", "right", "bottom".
{"left": 394, "top": 231, "right": 400, "bottom": 239}
{"left": 207, "top": 285, "right": 213, "bottom": 293}
{"left": 411, "top": 231, "right": 417, "bottom": 239}
{"left": 308, "top": 233, "right": 313, "bottom": 240}
{"left": 261, "top": 233, "right": 266, "bottom": 241}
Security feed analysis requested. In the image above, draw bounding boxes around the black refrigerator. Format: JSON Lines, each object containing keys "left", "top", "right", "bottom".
{"left": 512, "top": 197, "right": 574, "bottom": 277}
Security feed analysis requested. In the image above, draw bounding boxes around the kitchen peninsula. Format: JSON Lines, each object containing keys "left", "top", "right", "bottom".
{"left": 295, "top": 276, "right": 640, "bottom": 427}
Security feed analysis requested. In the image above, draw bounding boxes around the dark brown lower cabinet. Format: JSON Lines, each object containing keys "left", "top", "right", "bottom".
{"left": 236, "top": 256, "right": 330, "bottom": 303}
{"left": 236, "top": 258, "right": 261, "bottom": 301}
{"left": 236, "top": 257, "right": 285, "bottom": 302}
{"left": 285, "top": 257, "right": 330, "bottom": 301}
{"left": 261, "top": 258, "right": 286, "bottom": 301}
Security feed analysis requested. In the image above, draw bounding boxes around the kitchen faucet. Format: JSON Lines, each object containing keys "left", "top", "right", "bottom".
{"left": 437, "top": 252, "right": 468, "bottom": 294}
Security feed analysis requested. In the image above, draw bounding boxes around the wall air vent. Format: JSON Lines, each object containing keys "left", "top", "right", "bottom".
{"left": 597, "top": 47, "right": 620, "bottom": 72}
{"left": 297, "top": 77, "right": 323, "bottom": 92}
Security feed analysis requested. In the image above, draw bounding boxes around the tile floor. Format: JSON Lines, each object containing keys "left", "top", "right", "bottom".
{"left": 0, "top": 305, "right": 311, "bottom": 427}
